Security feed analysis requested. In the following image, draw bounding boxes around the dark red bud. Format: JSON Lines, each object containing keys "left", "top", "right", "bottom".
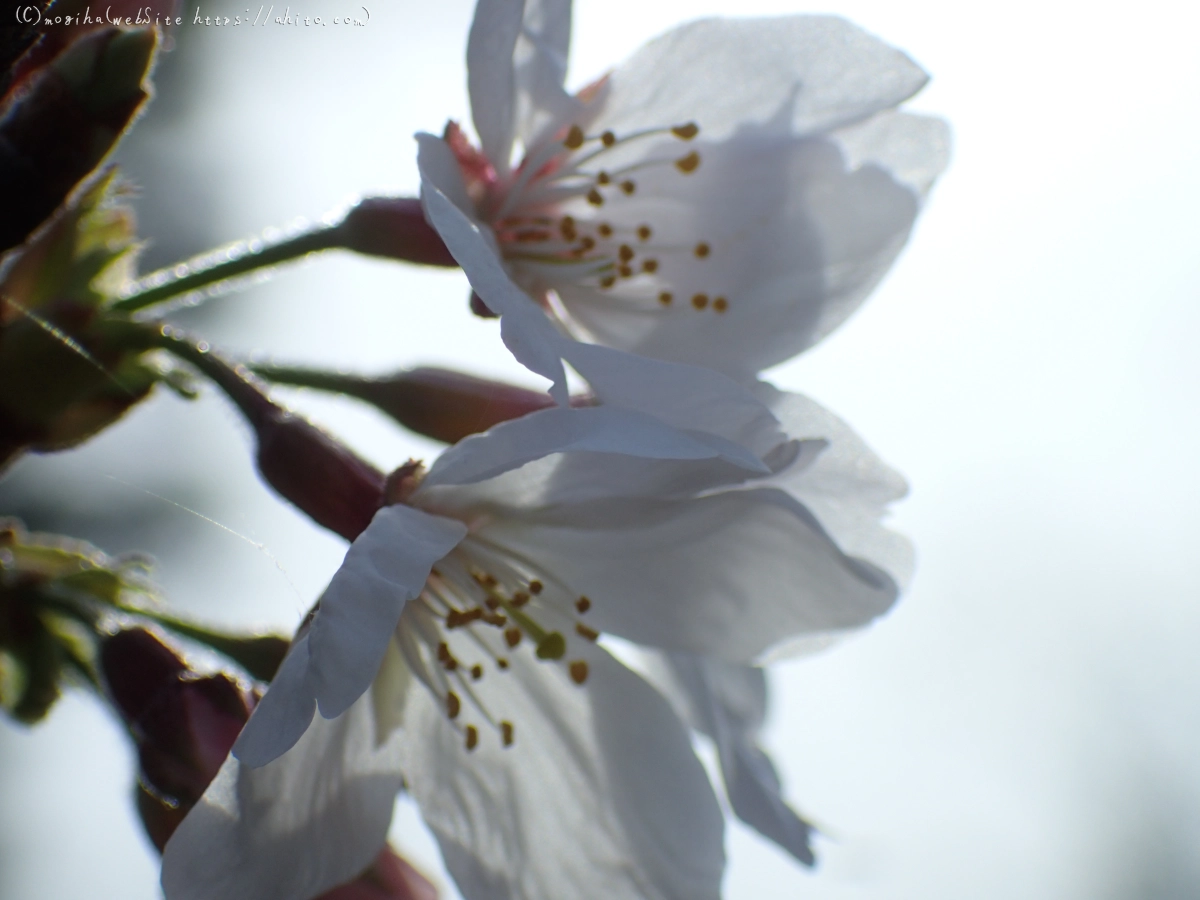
{"left": 317, "top": 846, "right": 439, "bottom": 900}
{"left": 339, "top": 197, "right": 457, "bottom": 268}
{"left": 254, "top": 409, "right": 386, "bottom": 541}
{"left": 100, "top": 628, "right": 254, "bottom": 808}
{"left": 161, "top": 333, "right": 386, "bottom": 540}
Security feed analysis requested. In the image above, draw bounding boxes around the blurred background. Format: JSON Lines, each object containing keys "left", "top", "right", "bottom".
{"left": 2, "top": 0, "right": 1199, "bottom": 897}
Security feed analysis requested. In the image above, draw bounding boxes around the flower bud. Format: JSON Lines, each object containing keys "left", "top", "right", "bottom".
{"left": 316, "top": 846, "right": 438, "bottom": 900}
{"left": 161, "top": 333, "right": 385, "bottom": 540}
{"left": 100, "top": 628, "right": 254, "bottom": 810}
{"left": 0, "top": 26, "right": 157, "bottom": 253}
{"left": 252, "top": 365, "right": 558, "bottom": 445}
{"left": 338, "top": 197, "right": 457, "bottom": 268}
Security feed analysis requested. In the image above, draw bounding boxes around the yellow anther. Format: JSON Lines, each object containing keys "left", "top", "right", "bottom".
{"left": 619, "top": 265, "right": 634, "bottom": 278}
{"left": 671, "top": 123, "right": 700, "bottom": 139}
{"left": 465, "top": 725, "right": 479, "bottom": 751}
{"left": 618, "top": 244, "right": 635, "bottom": 262}
{"left": 528, "top": 580, "right": 543, "bottom": 595}
{"left": 505, "top": 627, "right": 522, "bottom": 648}
{"left": 579, "top": 236, "right": 596, "bottom": 251}
{"left": 599, "top": 275, "right": 616, "bottom": 288}
{"left": 694, "top": 242, "right": 711, "bottom": 258}
{"left": 560, "top": 216, "right": 577, "bottom": 241}
{"left": 576, "top": 596, "right": 591, "bottom": 614}
{"left": 601, "top": 130, "right": 616, "bottom": 147}
{"left": 675, "top": 151, "right": 701, "bottom": 173}
{"left": 471, "top": 664, "right": 484, "bottom": 681}
{"left": 597, "top": 171, "right": 611, "bottom": 185}
{"left": 575, "top": 623, "right": 600, "bottom": 642}
{"left": 563, "top": 125, "right": 585, "bottom": 149}
{"left": 587, "top": 189, "right": 604, "bottom": 206}
{"left": 497, "top": 657, "right": 510, "bottom": 669}
{"left": 692, "top": 293, "right": 709, "bottom": 310}
{"left": 569, "top": 661, "right": 589, "bottom": 685}
{"left": 636, "top": 225, "right": 652, "bottom": 241}
{"left": 597, "top": 223, "right": 613, "bottom": 238}
{"left": 619, "top": 180, "right": 636, "bottom": 195}
{"left": 446, "top": 691, "right": 461, "bottom": 719}
{"left": 658, "top": 291, "right": 673, "bottom": 305}
{"left": 484, "top": 596, "right": 501, "bottom": 610}
{"left": 510, "top": 591, "right": 530, "bottom": 608}
{"left": 501, "top": 721, "right": 515, "bottom": 747}
{"left": 536, "top": 632, "right": 567, "bottom": 660}
{"left": 642, "top": 259, "right": 659, "bottom": 273}
{"left": 713, "top": 297, "right": 728, "bottom": 313}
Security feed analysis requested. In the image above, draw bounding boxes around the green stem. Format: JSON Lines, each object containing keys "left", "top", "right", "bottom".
{"left": 111, "top": 226, "right": 343, "bottom": 313}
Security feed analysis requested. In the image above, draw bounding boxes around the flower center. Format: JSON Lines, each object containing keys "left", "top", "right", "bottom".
{"left": 482, "top": 120, "right": 732, "bottom": 316}
{"left": 396, "top": 537, "right": 598, "bottom": 753}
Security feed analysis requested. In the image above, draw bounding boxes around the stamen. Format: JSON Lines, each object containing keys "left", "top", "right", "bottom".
{"left": 600, "top": 131, "right": 616, "bottom": 147}
{"left": 575, "top": 623, "right": 600, "bottom": 642}
{"left": 559, "top": 216, "right": 577, "bottom": 241}
{"left": 694, "top": 242, "right": 711, "bottom": 258}
{"left": 578, "top": 236, "right": 596, "bottom": 251}
{"left": 675, "top": 151, "right": 701, "bottom": 174}
{"left": 713, "top": 297, "right": 728, "bottom": 313}
{"left": 563, "top": 125, "right": 585, "bottom": 149}
{"left": 575, "top": 596, "right": 591, "bottom": 614}
{"left": 599, "top": 276, "right": 616, "bottom": 288}
{"left": 671, "top": 122, "right": 700, "bottom": 140}
{"left": 437, "top": 641, "right": 459, "bottom": 670}
{"left": 636, "top": 225, "right": 652, "bottom": 241}
{"left": 618, "top": 245, "right": 635, "bottom": 262}
{"left": 642, "top": 259, "right": 659, "bottom": 273}
{"left": 446, "top": 691, "right": 461, "bottom": 719}
{"left": 465, "top": 725, "right": 479, "bottom": 751}
{"left": 619, "top": 180, "right": 636, "bottom": 195}
{"left": 569, "top": 661, "right": 589, "bottom": 685}
{"left": 529, "top": 580, "right": 544, "bottom": 595}
{"left": 596, "top": 171, "right": 611, "bottom": 185}
{"left": 597, "top": 224, "right": 613, "bottom": 238}
{"left": 497, "top": 657, "right": 510, "bottom": 669}
{"left": 619, "top": 265, "right": 634, "bottom": 278}
{"left": 535, "top": 632, "right": 566, "bottom": 660}
{"left": 692, "top": 293, "right": 710, "bottom": 310}
{"left": 510, "top": 591, "right": 530, "bottom": 608}
{"left": 501, "top": 721, "right": 515, "bottom": 747}
{"left": 505, "top": 627, "right": 522, "bottom": 648}
{"left": 659, "top": 291, "right": 673, "bottom": 306}
{"left": 470, "top": 664, "right": 484, "bottom": 681}
{"left": 587, "top": 189, "right": 604, "bottom": 206}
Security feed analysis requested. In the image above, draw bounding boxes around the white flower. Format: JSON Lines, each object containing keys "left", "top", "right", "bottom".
{"left": 421, "top": 0, "right": 949, "bottom": 381}
{"left": 162, "top": 390, "right": 904, "bottom": 900}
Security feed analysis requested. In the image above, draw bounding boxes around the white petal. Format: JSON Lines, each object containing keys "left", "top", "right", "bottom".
{"left": 512, "top": 0, "right": 578, "bottom": 149}
{"left": 396, "top": 641, "right": 725, "bottom": 900}
{"left": 594, "top": 16, "right": 928, "bottom": 141}
{"left": 233, "top": 507, "right": 466, "bottom": 768}
{"left": 468, "top": 0, "right": 524, "bottom": 176}
{"left": 421, "top": 404, "right": 765, "bottom": 489}
{"left": 665, "top": 654, "right": 815, "bottom": 865}
{"left": 232, "top": 634, "right": 317, "bottom": 768}
{"left": 309, "top": 505, "right": 468, "bottom": 720}
{"left": 754, "top": 382, "right": 914, "bottom": 589}
{"left": 832, "top": 109, "right": 952, "bottom": 200}
{"left": 418, "top": 133, "right": 573, "bottom": 404}
{"left": 558, "top": 133, "right": 921, "bottom": 376}
{"left": 476, "top": 486, "right": 897, "bottom": 662}
{"left": 162, "top": 690, "right": 403, "bottom": 900}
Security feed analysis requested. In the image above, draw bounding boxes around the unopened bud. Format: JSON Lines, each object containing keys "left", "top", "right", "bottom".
{"left": 161, "top": 333, "right": 385, "bottom": 540}
{"left": 338, "top": 197, "right": 457, "bottom": 268}
{"left": 317, "top": 845, "right": 439, "bottom": 900}
{"left": 101, "top": 628, "right": 254, "bottom": 809}
{"left": 253, "top": 364, "right": 558, "bottom": 445}
{"left": 255, "top": 408, "right": 386, "bottom": 541}
{"left": 0, "top": 26, "right": 157, "bottom": 252}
